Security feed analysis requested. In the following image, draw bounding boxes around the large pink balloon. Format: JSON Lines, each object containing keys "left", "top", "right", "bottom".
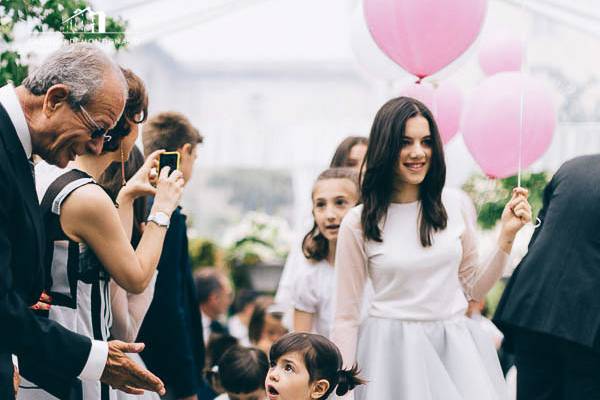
{"left": 400, "top": 82, "right": 463, "bottom": 144}
{"left": 364, "top": 0, "right": 488, "bottom": 79}
{"left": 478, "top": 34, "right": 525, "bottom": 76}
{"left": 462, "top": 72, "right": 556, "bottom": 179}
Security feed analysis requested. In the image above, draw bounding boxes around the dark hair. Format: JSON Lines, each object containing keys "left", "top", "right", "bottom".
{"left": 142, "top": 111, "right": 204, "bottom": 155}
{"left": 270, "top": 332, "right": 365, "bottom": 399}
{"left": 302, "top": 168, "right": 359, "bottom": 261}
{"left": 248, "top": 300, "right": 283, "bottom": 345}
{"left": 102, "top": 67, "right": 148, "bottom": 152}
{"left": 97, "top": 145, "right": 147, "bottom": 246}
{"left": 361, "top": 96, "right": 447, "bottom": 247}
{"left": 194, "top": 268, "right": 226, "bottom": 305}
{"left": 232, "top": 289, "right": 259, "bottom": 315}
{"left": 206, "top": 333, "right": 239, "bottom": 370}
{"left": 330, "top": 136, "right": 368, "bottom": 169}
{"left": 206, "top": 345, "right": 268, "bottom": 395}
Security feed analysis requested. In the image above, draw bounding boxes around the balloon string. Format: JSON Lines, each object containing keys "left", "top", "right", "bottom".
{"left": 518, "top": 0, "right": 527, "bottom": 188}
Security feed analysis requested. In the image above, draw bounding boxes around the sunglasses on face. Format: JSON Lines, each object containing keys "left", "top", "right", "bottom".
{"left": 78, "top": 105, "right": 111, "bottom": 142}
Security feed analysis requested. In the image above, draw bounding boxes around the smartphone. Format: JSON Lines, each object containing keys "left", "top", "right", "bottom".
{"left": 158, "top": 151, "right": 180, "bottom": 176}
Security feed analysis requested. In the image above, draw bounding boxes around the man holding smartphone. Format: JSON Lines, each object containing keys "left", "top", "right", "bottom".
{"left": 140, "top": 112, "right": 209, "bottom": 400}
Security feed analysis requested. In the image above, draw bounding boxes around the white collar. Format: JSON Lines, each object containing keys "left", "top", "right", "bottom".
{"left": 201, "top": 310, "right": 212, "bottom": 327}
{"left": 0, "top": 84, "right": 32, "bottom": 158}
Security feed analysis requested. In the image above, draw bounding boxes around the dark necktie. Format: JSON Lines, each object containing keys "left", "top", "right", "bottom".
{"left": 29, "top": 157, "right": 35, "bottom": 184}
{"left": 210, "top": 320, "right": 226, "bottom": 335}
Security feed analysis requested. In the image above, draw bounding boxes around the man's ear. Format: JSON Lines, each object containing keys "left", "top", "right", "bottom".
{"left": 43, "top": 84, "right": 71, "bottom": 117}
{"left": 310, "top": 379, "right": 330, "bottom": 399}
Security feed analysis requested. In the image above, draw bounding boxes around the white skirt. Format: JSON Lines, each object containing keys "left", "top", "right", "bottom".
{"left": 353, "top": 316, "right": 509, "bottom": 400}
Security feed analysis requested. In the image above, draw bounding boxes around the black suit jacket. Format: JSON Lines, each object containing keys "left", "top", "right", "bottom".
{"left": 494, "top": 155, "right": 600, "bottom": 351}
{"left": 138, "top": 207, "right": 206, "bottom": 398}
{"left": 0, "top": 103, "right": 91, "bottom": 399}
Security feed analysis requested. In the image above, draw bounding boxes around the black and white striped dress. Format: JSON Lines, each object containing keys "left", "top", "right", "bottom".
{"left": 19, "top": 162, "right": 115, "bottom": 400}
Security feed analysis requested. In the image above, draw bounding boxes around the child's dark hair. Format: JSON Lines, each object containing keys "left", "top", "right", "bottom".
{"left": 329, "top": 136, "right": 368, "bottom": 169}
{"left": 302, "top": 168, "right": 359, "bottom": 261}
{"left": 270, "top": 332, "right": 365, "bottom": 399}
{"left": 248, "top": 300, "right": 284, "bottom": 345}
{"left": 206, "top": 333, "right": 239, "bottom": 369}
{"left": 206, "top": 345, "right": 269, "bottom": 395}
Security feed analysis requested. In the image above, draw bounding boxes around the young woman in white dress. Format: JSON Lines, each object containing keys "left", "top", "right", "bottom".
{"left": 331, "top": 96, "right": 532, "bottom": 400}
{"left": 293, "top": 168, "right": 359, "bottom": 338}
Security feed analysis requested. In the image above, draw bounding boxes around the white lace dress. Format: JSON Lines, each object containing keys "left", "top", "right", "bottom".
{"left": 331, "top": 190, "right": 510, "bottom": 400}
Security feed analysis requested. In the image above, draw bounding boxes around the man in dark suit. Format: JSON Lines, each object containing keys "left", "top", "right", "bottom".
{"left": 195, "top": 269, "right": 233, "bottom": 345}
{"left": 138, "top": 112, "right": 208, "bottom": 400}
{"left": 494, "top": 154, "right": 600, "bottom": 400}
{"left": 0, "top": 43, "right": 165, "bottom": 399}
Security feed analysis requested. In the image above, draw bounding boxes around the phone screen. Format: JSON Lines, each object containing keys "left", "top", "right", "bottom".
{"left": 159, "top": 152, "right": 180, "bottom": 176}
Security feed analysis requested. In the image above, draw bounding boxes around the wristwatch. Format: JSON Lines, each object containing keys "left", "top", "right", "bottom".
{"left": 147, "top": 211, "right": 170, "bottom": 228}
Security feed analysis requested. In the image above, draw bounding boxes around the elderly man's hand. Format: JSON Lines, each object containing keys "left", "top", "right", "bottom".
{"left": 100, "top": 340, "right": 165, "bottom": 396}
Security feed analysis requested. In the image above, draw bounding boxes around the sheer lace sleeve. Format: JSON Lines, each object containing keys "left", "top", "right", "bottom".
{"left": 331, "top": 208, "right": 368, "bottom": 368}
{"left": 459, "top": 208, "right": 510, "bottom": 301}
{"left": 110, "top": 271, "right": 158, "bottom": 342}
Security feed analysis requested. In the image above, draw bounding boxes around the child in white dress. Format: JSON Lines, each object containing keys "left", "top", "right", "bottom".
{"left": 331, "top": 97, "right": 532, "bottom": 400}
{"left": 274, "top": 136, "right": 367, "bottom": 329}
{"left": 293, "top": 168, "right": 359, "bottom": 337}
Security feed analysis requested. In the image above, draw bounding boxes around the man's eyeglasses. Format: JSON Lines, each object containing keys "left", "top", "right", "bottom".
{"left": 78, "top": 105, "right": 111, "bottom": 142}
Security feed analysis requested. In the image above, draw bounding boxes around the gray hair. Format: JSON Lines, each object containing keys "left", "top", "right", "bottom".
{"left": 22, "top": 43, "right": 127, "bottom": 108}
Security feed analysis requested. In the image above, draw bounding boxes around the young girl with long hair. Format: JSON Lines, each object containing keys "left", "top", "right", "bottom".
{"left": 293, "top": 168, "right": 359, "bottom": 337}
{"left": 274, "top": 138, "right": 366, "bottom": 326}
{"left": 266, "top": 332, "right": 364, "bottom": 400}
{"left": 331, "top": 97, "right": 532, "bottom": 399}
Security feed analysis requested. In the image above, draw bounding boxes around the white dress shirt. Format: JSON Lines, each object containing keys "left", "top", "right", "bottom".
{"left": 0, "top": 84, "right": 108, "bottom": 381}
{"left": 201, "top": 310, "right": 212, "bottom": 346}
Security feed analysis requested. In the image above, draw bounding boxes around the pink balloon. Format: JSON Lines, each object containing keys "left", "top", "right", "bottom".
{"left": 478, "top": 34, "right": 525, "bottom": 76}
{"left": 462, "top": 72, "right": 556, "bottom": 179}
{"left": 400, "top": 82, "right": 463, "bottom": 144}
{"left": 364, "top": 0, "right": 488, "bottom": 79}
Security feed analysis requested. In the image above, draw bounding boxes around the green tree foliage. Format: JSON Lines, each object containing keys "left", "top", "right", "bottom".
{"left": 189, "top": 237, "right": 218, "bottom": 270}
{"left": 463, "top": 172, "right": 550, "bottom": 230}
{"left": 1, "top": 0, "right": 127, "bottom": 86}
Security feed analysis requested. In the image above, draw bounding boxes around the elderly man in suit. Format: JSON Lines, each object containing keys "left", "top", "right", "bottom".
{"left": 494, "top": 154, "right": 600, "bottom": 400}
{"left": 0, "top": 43, "right": 165, "bottom": 399}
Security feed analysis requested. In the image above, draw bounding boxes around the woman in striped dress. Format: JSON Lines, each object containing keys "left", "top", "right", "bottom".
{"left": 19, "top": 68, "right": 183, "bottom": 400}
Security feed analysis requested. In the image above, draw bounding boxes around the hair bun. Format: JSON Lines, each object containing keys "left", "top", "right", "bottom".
{"left": 335, "top": 365, "right": 365, "bottom": 396}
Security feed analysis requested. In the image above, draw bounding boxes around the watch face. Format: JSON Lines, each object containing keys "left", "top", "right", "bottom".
{"left": 150, "top": 212, "right": 170, "bottom": 227}
{"left": 155, "top": 213, "right": 170, "bottom": 225}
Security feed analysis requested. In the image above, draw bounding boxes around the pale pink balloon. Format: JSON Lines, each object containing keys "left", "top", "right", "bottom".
{"left": 462, "top": 72, "right": 556, "bottom": 179}
{"left": 400, "top": 82, "right": 463, "bottom": 144}
{"left": 478, "top": 34, "right": 525, "bottom": 76}
{"left": 364, "top": 0, "right": 488, "bottom": 79}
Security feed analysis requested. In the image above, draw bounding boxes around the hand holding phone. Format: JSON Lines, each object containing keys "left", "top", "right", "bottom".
{"left": 158, "top": 152, "right": 180, "bottom": 176}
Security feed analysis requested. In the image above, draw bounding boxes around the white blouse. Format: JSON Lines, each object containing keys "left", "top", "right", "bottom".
{"left": 293, "top": 259, "right": 335, "bottom": 337}
{"left": 331, "top": 190, "right": 510, "bottom": 366}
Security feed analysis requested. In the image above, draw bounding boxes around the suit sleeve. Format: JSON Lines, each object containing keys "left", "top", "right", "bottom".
{"left": 0, "top": 169, "right": 92, "bottom": 390}
{"left": 141, "top": 213, "right": 201, "bottom": 398}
